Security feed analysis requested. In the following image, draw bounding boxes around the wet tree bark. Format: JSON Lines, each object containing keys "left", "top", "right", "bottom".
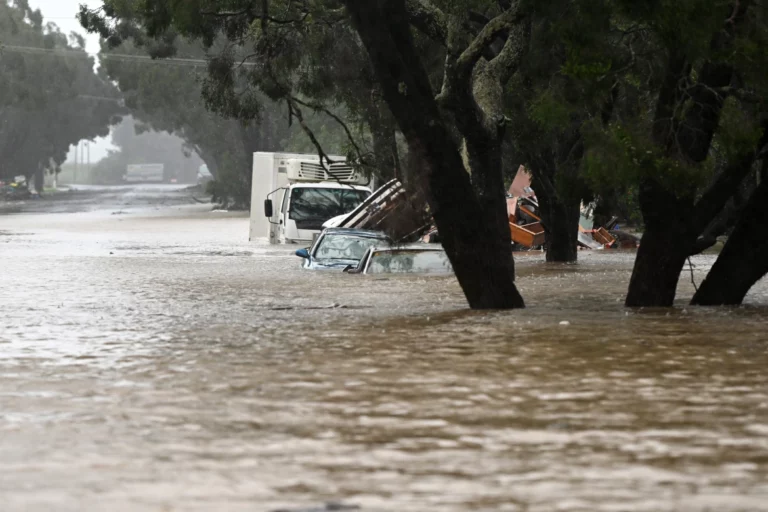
{"left": 464, "top": 133, "right": 512, "bottom": 253}
{"left": 626, "top": 229, "right": 696, "bottom": 307}
{"left": 628, "top": 131, "right": 767, "bottom": 306}
{"left": 626, "top": 176, "right": 699, "bottom": 307}
{"left": 367, "top": 103, "right": 401, "bottom": 182}
{"left": 625, "top": 4, "right": 753, "bottom": 307}
{"left": 528, "top": 142, "right": 584, "bottom": 262}
{"left": 625, "top": 62, "right": 735, "bottom": 304}
{"left": 691, "top": 180, "right": 768, "bottom": 305}
{"left": 524, "top": 135, "right": 584, "bottom": 263}
{"left": 344, "top": 0, "right": 525, "bottom": 309}
{"left": 33, "top": 166, "right": 45, "bottom": 195}
{"left": 527, "top": 165, "right": 578, "bottom": 262}
{"left": 540, "top": 194, "right": 579, "bottom": 262}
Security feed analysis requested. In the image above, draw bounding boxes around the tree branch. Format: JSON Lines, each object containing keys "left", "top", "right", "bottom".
{"left": 404, "top": 0, "right": 448, "bottom": 45}
{"left": 693, "top": 122, "right": 768, "bottom": 232}
{"left": 286, "top": 98, "right": 366, "bottom": 188}
{"left": 287, "top": 98, "right": 335, "bottom": 167}
{"left": 488, "top": 16, "right": 530, "bottom": 85}
{"left": 199, "top": 4, "right": 301, "bottom": 25}
{"left": 290, "top": 96, "right": 370, "bottom": 167}
{"left": 455, "top": 3, "right": 523, "bottom": 80}
{"left": 468, "top": 11, "right": 490, "bottom": 26}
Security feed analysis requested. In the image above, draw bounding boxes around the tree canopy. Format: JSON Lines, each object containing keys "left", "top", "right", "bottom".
{"left": 0, "top": 0, "right": 122, "bottom": 184}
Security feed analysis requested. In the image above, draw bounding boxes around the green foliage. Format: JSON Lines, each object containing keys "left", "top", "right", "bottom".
{"left": 583, "top": 121, "right": 715, "bottom": 197}
{"left": 80, "top": 0, "right": 400, "bottom": 184}
{"left": 0, "top": 1, "right": 122, "bottom": 181}
{"left": 714, "top": 98, "right": 764, "bottom": 162}
{"left": 78, "top": 0, "right": 768, "bottom": 226}
{"left": 527, "top": 90, "right": 572, "bottom": 132}
{"left": 613, "top": 0, "right": 730, "bottom": 58}
{"left": 205, "top": 153, "right": 252, "bottom": 209}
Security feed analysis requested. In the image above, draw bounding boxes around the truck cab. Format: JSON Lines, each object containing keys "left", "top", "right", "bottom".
{"left": 249, "top": 152, "right": 372, "bottom": 244}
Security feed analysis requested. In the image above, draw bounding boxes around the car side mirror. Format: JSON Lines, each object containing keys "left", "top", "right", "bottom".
{"left": 295, "top": 248, "right": 310, "bottom": 259}
{"left": 264, "top": 199, "right": 273, "bottom": 218}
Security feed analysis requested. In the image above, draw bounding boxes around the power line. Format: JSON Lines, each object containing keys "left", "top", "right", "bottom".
{"left": 0, "top": 43, "right": 253, "bottom": 68}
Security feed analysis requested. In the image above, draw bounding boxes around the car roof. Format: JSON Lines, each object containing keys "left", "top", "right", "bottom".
{"left": 367, "top": 243, "right": 444, "bottom": 252}
{"left": 321, "top": 227, "right": 390, "bottom": 238}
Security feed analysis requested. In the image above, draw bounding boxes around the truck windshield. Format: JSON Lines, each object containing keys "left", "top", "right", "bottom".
{"left": 289, "top": 188, "right": 369, "bottom": 230}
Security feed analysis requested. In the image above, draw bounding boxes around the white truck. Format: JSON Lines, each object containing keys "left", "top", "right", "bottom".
{"left": 249, "top": 152, "right": 373, "bottom": 244}
{"left": 124, "top": 163, "right": 164, "bottom": 183}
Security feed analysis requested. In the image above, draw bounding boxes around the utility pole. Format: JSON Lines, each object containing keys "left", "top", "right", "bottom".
{"left": 74, "top": 141, "right": 79, "bottom": 184}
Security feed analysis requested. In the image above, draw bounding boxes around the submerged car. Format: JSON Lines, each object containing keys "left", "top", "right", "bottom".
{"left": 295, "top": 227, "right": 391, "bottom": 270}
{"left": 346, "top": 244, "right": 453, "bottom": 275}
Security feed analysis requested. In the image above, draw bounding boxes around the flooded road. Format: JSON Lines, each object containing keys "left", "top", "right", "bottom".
{"left": 1, "top": 186, "right": 768, "bottom": 511}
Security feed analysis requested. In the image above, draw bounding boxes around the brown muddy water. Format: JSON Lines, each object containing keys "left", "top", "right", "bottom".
{"left": 1, "top": 186, "right": 768, "bottom": 512}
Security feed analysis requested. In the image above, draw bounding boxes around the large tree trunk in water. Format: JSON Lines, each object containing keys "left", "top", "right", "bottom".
{"left": 540, "top": 194, "right": 579, "bottom": 263}
{"left": 529, "top": 168, "right": 579, "bottom": 262}
{"left": 691, "top": 180, "right": 768, "bottom": 305}
{"left": 625, "top": 59, "right": 730, "bottom": 305}
{"left": 465, "top": 136, "right": 513, "bottom": 252}
{"left": 626, "top": 179, "right": 698, "bottom": 307}
{"left": 626, "top": 228, "right": 694, "bottom": 307}
{"left": 344, "top": 0, "right": 524, "bottom": 309}
{"left": 625, "top": 4, "right": 752, "bottom": 307}
{"left": 526, "top": 157, "right": 581, "bottom": 262}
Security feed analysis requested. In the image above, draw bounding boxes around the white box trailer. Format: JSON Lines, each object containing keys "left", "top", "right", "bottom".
{"left": 249, "top": 152, "right": 373, "bottom": 244}
{"left": 124, "top": 163, "right": 164, "bottom": 183}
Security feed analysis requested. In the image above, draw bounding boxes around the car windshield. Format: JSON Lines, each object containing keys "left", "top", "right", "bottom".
{"left": 314, "top": 234, "right": 384, "bottom": 261}
{"left": 367, "top": 249, "right": 453, "bottom": 274}
{"left": 290, "top": 188, "right": 370, "bottom": 229}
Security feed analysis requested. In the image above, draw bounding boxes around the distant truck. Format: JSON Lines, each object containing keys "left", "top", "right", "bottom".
{"left": 124, "top": 164, "right": 164, "bottom": 183}
{"left": 249, "top": 152, "right": 372, "bottom": 244}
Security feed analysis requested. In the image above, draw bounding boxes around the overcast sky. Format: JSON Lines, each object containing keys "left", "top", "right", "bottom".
{"left": 28, "top": 0, "right": 115, "bottom": 162}
{"left": 28, "top": 0, "right": 102, "bottom": 53}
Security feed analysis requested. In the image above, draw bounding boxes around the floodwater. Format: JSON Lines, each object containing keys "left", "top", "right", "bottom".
{"left": 1, "top": 186, "right": 768, "bottom": 512}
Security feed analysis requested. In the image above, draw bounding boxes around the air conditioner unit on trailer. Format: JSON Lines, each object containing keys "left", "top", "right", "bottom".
{"left": 285, "top": 159, "right": 367, "bottom": 185}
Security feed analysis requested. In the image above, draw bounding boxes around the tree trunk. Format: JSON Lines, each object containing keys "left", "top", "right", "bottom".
{"left": 528, "top": 156, "right": 581, "bottom": 263}
{"left": 540, "top": 193, "right": 579, "bottom": 262}
{"left": 33, "top": 166, "right": 45, "bottom": 195}
{"left": 626, "top": 178, "right": 698, "bottom": 307}
{"left": 344, "top": 0, "right": 524, "bottom": 309}
{"left": 625, "top": 4, "right": 752, "bottom": 307}
{"left": 366, "top": 100, "right": 401, "bottom": 182}
{"left": 465, "top": 135, "right": 513, "bottom": 251}
{"left": 691, "top": 180, "right": 768, "bottom": 305}
{"left": 626, "top": 227, "right": 694, "bottom": 307}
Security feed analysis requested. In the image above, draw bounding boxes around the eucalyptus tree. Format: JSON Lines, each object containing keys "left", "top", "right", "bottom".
{"left": 0, "top": 0, "right": 121, "bottom": 184}
{"left": 580, "top": 0, "right": 768, "bottom": 307}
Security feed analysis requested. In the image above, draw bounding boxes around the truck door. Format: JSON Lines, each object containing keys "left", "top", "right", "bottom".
{"left": 268, "top": 188, "right": 286, "bottom": 243}
{"left": 279, "top": 188, "right": 289, "bottom": 241}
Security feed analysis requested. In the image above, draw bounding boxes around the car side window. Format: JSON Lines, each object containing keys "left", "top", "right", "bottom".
{"left": 359, "top": 251, "right": 371, "bottom": 272}
{"left": 310, "top": 234, "right": 324, "bottom": 257}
